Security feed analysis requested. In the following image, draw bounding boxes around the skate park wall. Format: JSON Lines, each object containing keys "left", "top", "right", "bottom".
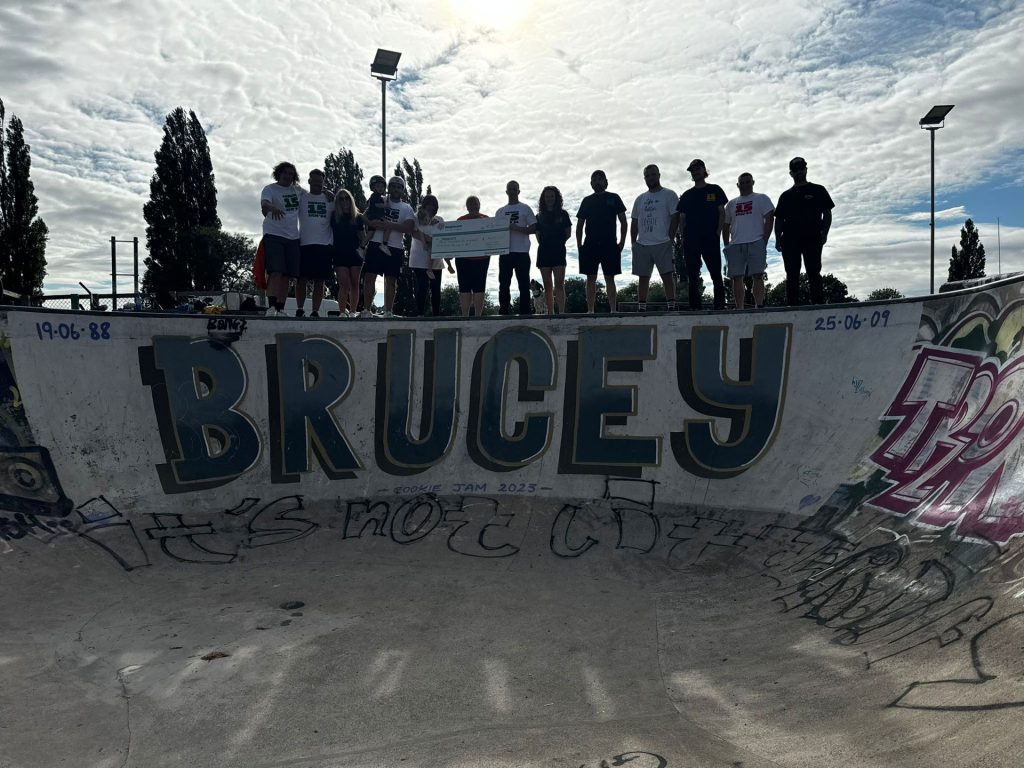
{"left": 3, "top": 277, "right": 1024, "bottom": 722}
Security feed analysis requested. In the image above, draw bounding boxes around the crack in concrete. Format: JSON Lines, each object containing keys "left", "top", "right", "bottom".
{"left": 116, "top": 666, "right": 134, "bottom": 768}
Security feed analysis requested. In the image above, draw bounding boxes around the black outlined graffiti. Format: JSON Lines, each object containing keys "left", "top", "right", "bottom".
{"left": 667, "top": 516, "right": 757, "bottom": 571}
{"left": 889, "top": 611, "right": 1024, "bottom": 711}
{"left": 605, "top": 477, "right": 660, "bottom": 554}
{"left": 0, "top": 495, "right": 151, "bottom": 571}
{"left": 579, "top": 751, "right": 668, "bottom": 768}
{"left": 341, "top": 494, "right": 524, "bottom": 558}
{"left": 246, "top": 495, "right": 317, "bottom": 548}
{"left": 144, "top": 513, "right": 238, "bottom": 565}
{"left": 74, "top": 496, "right": 151, "bottom": 571}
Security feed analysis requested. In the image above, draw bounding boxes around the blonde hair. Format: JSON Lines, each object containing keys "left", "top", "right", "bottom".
{"left": 332, "top": 189, "right": 358, "bottom": 224}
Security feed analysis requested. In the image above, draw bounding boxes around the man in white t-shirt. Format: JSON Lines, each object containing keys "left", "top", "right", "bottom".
{"left": 494, "top": 180, "right": 537, "bottom": 315}
{"left": 630, "top": 164, "right": 679, "bottom": 311}
{"left": 723, "top": 172, "right": 775, "bottom": 310}
{"left": 260, "top": 161, "right": 302, "bottom": 316}
{"left": 361, "top": 176, "right": 415, "bottom": 318}
{"left": 296, "top": 169, "right": 334, "bottom": 317}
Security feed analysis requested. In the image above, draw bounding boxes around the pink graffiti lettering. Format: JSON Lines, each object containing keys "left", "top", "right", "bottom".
{"left": 869, "top": 346, "right": 1024, "bottom": 543}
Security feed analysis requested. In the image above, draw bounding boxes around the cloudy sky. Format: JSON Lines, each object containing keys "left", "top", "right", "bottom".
{"left": 1, "top": 0, "right": 1022, "bottom": 301}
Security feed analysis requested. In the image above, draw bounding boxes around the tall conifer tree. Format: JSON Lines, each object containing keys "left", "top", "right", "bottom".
{"left": 948, "top": 218, "right": 987, "bottom": 282}
{"left": 142, "top": 107, "right": 221, "bottom": 305}
{"left": 0, "top": 99, "right": 48, "bottom": 300}
{"left": 324, "top": 147, "right": 366, "bottom": 209}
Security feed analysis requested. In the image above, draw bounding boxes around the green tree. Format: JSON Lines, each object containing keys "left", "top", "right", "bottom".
{"left": 0, "top": 99, "right": 48, "bottom": 301}
{"left": 618, "top": 280, "right": 668, "bottom": 307}
{"left": 948, "top": 218, "right": 986, "bottom": 282}
{"left": 391, "top": 157, "right": 429, "bottom": 316}
{"left": 142, "top": 107, "right": 221, "bottom": 307}
{"left": 323, "top": 147, "right": 366, "bottom": 209}
{"left": 765, "top": 273, "right": 857, "bottom": 306}
{"left": 440, "top": 283, "right": 498, "bottom": 316}
{"left": 217, "top": 232, "right": 258, "bottom": 293}
{"left": 563, "top": 275, "right": 609, "bottom": 313}
{"left": 866, "top": 287, "right": 905, "bottom": 301}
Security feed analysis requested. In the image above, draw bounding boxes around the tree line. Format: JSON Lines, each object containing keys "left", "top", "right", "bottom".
{"left": 0, "top": 100, "right": 991, "bottom": 306}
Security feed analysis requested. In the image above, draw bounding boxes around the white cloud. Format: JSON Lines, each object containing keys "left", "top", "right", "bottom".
{"left": 1, "top": 0, "right": 1022, "bottom": 301}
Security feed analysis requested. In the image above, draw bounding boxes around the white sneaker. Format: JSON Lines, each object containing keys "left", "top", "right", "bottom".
{"left": 359, "top": 309, "right": 373, "bottom": 318}
{"left": 265, "top": 307, "right": 278, "bottom": 317}
{"left": 382, "top": 311, "right": 394, "bottom": 318}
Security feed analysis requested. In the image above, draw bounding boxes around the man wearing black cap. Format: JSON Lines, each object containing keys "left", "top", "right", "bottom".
{"left": 676, "top": 159, "right": 728, "bottom": 310}
{"left": 774, "top": 157, "right": 834, "bottom": 305}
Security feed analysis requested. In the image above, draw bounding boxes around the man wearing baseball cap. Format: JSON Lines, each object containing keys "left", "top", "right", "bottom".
{"left": 676, "top": 159, "right": 728, "bottom": 310}
{"left": 361, "top": 175, "right": 414, "bottom": 317}
{"left": 773, "top": 157, "right": 834, "bottom": 305}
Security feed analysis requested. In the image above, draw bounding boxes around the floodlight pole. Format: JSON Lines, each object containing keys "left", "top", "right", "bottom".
{"left": 371, "top": 49, "right": 400, "bottom": 180}
{"left": 919, "top": 105, "right": 952, "bottom": 294}
{"left": 929, "top": 126, "right": 936, "bottom": 294}
{"left": 380, "top": 77, "right": 387, "bottom": 178}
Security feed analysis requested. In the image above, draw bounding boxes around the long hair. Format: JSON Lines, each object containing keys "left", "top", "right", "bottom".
{"left": 333, "top": 189, "right": 358, "bottom": 224}
{"left": 417, "top": 194, "right": 439, "bottom": 225}
{"left": 538, "top": 185, "right": 563, "bottom": 213}
{"left": 271, "top": 161, "right": 298, "bottom": 184}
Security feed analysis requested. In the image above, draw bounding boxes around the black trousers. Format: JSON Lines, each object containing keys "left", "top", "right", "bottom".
{"left": 498, "top": 252, "right": 532, "bottom": 314}
{"left": 782, "top": 240, "right": 824, "bottom": 305}
{"left": 683, "top": 238, "right": 725, "bottom": 310}
{"left": 413, "top": 268, "right": 442, "bottom": 316}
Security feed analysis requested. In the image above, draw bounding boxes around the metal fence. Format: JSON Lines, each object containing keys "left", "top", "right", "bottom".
{"left": 37, "top": 293, "right": 156, "bottom": 312}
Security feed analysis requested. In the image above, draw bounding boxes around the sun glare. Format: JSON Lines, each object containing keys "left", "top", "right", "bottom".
{"left": 447, "top": 0, "right": 530, "bottom": 30}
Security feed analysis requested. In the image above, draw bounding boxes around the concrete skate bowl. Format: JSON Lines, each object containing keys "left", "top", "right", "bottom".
{"left": 3, "top": 279, "right": 1024, "bottom": 767}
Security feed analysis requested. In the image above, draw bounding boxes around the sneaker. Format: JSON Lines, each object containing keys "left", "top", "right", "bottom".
{"left": 359, "top": 309, "right": 374, "bottom": 318}
{"left": 294, "top": 308, "right": 305, "bottom": 317}
{"left": 382, "top": 311, "right": 394, "bottom": 318}
{"left": 265, "top": 307, "right": 278, "bottom": 317}
{"left": 310, "top": 311, "right": 319, "bottom": 318}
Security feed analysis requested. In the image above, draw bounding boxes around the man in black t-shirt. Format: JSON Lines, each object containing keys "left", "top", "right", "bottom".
{"left": 676, "top": 159, "right": 728, "bottom": 310}
{"left": 576, "top": 170, "right": 627, "bottom": 312}
{"left": 774, "top": 156, "right": 835, "bottom": 305}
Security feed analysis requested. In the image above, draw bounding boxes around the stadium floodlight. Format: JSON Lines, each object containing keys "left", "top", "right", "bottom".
{"left": 371, "top": 49, "right": 402, "bottom": 177}
{"left": 920, "top": 105, "right": 954, "bottom": 293}
{"left": 371, "top": 49, "right": 401, "bottom": 81}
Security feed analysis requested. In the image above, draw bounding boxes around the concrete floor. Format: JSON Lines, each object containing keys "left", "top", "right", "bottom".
{"left": 3, "top": 501, "right": 1022, "bottom": 768}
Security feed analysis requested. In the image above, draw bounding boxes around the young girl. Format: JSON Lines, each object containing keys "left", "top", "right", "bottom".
{"left": 534, "top": 186, "right": 571, "bottom": 314}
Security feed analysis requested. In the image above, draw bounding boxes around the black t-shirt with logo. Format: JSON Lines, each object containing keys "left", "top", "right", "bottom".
{"left": 577, "top": 192, "right": 626, "bottom": 245}
{"left": 676, "top": 184, "right": 728, "bottom": 243}
{"left": 775, "top": 183, "right": 835, "bottom": 241}
{"left": 536, "top": 209, "right": 572, "bottom": 255}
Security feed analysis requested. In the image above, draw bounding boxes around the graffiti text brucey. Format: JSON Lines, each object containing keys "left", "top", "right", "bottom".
{"left": 138, "top": 324, "right": 792, "bottom": 493}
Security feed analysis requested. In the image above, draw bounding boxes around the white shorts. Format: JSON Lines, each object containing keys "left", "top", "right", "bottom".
{"left": 724, "top": 239, "right": 768, "bottom": 278}
{"left": 631, "top": 241, "right": 675, "bottom": 277}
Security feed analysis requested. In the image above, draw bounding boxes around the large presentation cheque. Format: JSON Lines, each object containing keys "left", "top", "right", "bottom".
{"left": 430, "top": 218, "right": 510, "bottom": 259}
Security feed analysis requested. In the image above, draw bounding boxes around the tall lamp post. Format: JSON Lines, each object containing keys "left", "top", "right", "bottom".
{"left": 919, "top": 104, "right": 954, "bottom": 294}
{"left": 371, "top": 49, "right": 402, "bottom": 178}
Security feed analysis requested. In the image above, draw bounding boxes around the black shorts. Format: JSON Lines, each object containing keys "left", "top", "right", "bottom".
{"left": 363, "top": 242, "right": 403, "bottom": 278}
{"left": 579, "top": 241, "right": 621, "bottom": 277}
{"left": 456, "top": 258, "right": 490, "bottom": 293}
{"left": 536, "top": 246, "right": 567, "bottom": 269}
{"left": 263, "top": 234, "right": 300, "bottom": 278}
{"left": 299, "top": 244, "right": 334, "bottom": 280}
{"left": 333, "top": 246, "right": 363, "bottom": 269}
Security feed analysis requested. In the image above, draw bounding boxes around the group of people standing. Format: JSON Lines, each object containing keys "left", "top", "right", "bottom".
{"left": 258, "top": 156, "right": 834, "bottom": 317}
